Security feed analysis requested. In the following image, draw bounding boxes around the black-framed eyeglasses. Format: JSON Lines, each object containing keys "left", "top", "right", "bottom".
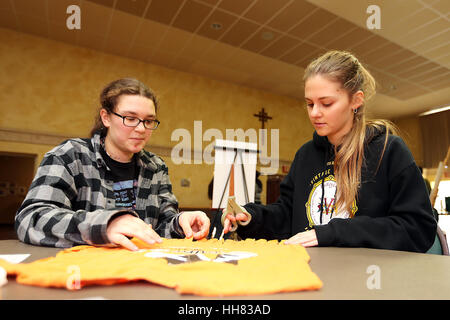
{"left": 112, "top": 112, "right": 160, "bottom": 130}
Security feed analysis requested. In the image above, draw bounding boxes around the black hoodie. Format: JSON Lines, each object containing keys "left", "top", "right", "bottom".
{"left": 238, "top": 128, "right": 437, "bottom": 253}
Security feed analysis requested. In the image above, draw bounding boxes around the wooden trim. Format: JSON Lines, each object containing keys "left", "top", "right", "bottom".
{"left": 0, "top": 127, "right": 292, "bottom": 167}
{"left": 0, "top": 127, "right": 73, "bottom": 146}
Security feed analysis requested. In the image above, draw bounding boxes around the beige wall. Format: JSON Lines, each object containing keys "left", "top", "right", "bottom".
{"left": 0, "top": 27, "right": 313, "bottom": 208}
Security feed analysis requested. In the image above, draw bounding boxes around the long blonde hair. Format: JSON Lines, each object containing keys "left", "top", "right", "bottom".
{"left": 304, "top": 51, "right": 398, "bottom": 215}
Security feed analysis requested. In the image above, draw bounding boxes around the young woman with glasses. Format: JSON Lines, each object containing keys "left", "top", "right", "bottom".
{"left": 16, "top": 78, "right": 210, "bottom": 251}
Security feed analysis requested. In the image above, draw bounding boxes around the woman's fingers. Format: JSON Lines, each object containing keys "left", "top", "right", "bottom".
{"left": 223, "top": 217, "right": 231, "bottom": 234}
{"left": 192, "top": 215, "right": 210, "bottom": 239}
{"left": 178, "top": 214, "right": 193, "bottom": 238}
{"left": 223, "top": 212, "right": 250, "bottom": 234}
{"left": 223, "top": 213, "right": 236, "bottom": 234}
{"left": 135, "top": 220, "right": 162, "bottom": 243}
{"left": 284, "top": 230, "right": 318, "bottom": 247}
{"left": 179, "top": 211, "right": 211, "bottom": 239}
{"left": 132, "top": 225, "right": 162, "bottom": 246}
{"left": 107, "top": 214, "right": 162, "bottom": 250}
{"left": 235, "top": 213, "right": 249, "bottom": 222}
{"left": 109, "top": 233, "right": 139, "bottom": 251}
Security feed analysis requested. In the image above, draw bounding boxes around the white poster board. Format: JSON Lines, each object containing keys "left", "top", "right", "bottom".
{"left": 212, "top": 139, "right": 258, "bottom": 209}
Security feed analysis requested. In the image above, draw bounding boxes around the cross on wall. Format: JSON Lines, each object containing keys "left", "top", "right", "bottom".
{"left": 253, "top": 108, "right": 272, "bottom": 130}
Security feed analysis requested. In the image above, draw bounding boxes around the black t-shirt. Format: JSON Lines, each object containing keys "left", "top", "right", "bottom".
{"left": 100, "top": 146, "right": 139, "bottom": 210}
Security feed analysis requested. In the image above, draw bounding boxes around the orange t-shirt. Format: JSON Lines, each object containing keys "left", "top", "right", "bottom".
{"left": 0, "top": 238, "right": 322, "bottom": 296}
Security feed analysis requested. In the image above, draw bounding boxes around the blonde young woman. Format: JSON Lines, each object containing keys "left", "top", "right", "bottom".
{"left": 223, "top": 51, "right": 436, "bottom": 252}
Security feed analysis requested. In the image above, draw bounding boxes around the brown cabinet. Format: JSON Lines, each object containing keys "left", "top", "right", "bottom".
{"left": 266, "top": 174, "right": 286, "bottom": 204}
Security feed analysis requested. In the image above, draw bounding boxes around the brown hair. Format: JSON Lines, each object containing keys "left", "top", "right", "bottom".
{"left": 90, "top": 78, "right": 158, "bottom": 137}
{"left": 303, "top": 50, "right": 398, "bottom": 215}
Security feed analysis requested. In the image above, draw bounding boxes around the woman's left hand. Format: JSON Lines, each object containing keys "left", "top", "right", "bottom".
{"left": 284, "top": 230, "right": 318, "bottom": 247}
{"left": 178, "top": 211, "right": 210, "bottom": 240}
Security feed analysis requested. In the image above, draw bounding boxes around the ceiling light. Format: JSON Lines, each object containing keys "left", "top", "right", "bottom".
{"left": 261, "top": 31, "right": 274, "bottom": 40}
{"left": 419, "top": 105, "right": 450, "bottom": 116}
{"left": 211, "top": 23, "right": 222, "bottom": 30}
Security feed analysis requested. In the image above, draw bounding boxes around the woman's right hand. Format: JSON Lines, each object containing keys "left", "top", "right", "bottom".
{"left": 106, "top": 214, "right": 162, "bottom": 251}
{"left": 222, "top": 211, "right": 250, "bottom": 234}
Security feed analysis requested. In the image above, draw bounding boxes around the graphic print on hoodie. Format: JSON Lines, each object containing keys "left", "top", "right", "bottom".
{"left": 305, "top": 161, "right": 358, "bottom": 228}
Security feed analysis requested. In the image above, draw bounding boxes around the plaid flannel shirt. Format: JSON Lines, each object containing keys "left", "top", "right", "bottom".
{"left": 15, "top": 133, "right": 184, "bottom": 248}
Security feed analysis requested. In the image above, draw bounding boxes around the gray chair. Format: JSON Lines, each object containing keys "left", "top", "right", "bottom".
{"left": 427, "top": 225, "right": 449, "bottom": 255}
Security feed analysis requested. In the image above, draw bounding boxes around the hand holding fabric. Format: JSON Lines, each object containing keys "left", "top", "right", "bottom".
{"left": 107, "top": 213, "right": 162, "bottom": 251}
{"left": 178, "top": 211, "right": 210, "bottom": 240}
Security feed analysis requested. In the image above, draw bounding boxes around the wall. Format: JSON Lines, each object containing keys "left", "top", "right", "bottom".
{"left": 0, "top": 27, "right": 313, "bottom": 208}
{"left": 392, "top": 114, "right": 450, "bottom": 185}
{"left": 0, "top": 153, "right": 36, "bottom": 223}
{"left": 392, "top": 115, "right": 424, "bottom": 167}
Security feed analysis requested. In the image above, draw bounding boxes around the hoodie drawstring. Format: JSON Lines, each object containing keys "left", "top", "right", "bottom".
{"left": 319, "top": 146, "right": 329, "bottom": 225}
{"left": 320, "top": 176, "right": 325, "bottom": 224}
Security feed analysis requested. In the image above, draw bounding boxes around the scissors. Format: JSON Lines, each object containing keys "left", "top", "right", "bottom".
{"left": 221, "top": 196, "right": 252, "bottom": 233}
{"left": 217, "top": 164, "right": 252, "bottom": 240}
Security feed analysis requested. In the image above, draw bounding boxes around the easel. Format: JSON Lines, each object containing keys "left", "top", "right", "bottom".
{"left": 209, "top": 140, "right": 257, "bottom": 239}
{"left": 430, "top": 146, "right": 450, "bottom": 208}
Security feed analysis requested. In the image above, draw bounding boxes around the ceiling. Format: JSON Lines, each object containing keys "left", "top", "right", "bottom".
{"left": 0, "top": 0, "right": 449, "bottom": 119}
